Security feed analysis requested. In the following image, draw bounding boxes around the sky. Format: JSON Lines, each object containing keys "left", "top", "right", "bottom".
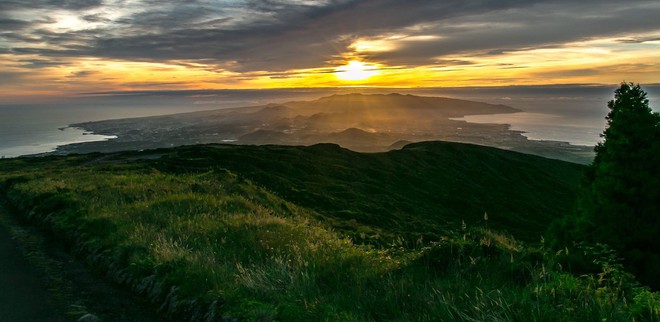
{"left": 1, "top": 0, "right": 659, "bottom": 103}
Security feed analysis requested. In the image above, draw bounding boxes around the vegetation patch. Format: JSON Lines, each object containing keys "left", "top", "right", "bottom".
{"left": 0, "top": 143, "right": 657, "bottom": 321}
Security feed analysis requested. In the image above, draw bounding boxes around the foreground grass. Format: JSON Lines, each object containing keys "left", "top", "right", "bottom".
{"left": 0, "top": 149, "right": 658, "bottom": 321}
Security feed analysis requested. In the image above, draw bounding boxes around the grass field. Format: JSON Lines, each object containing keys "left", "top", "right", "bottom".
{"left": 0, "top": 142, "right": 657, "bottom": 321}
{"left": 156, "top": 141, "right": 584, "bottom": 243}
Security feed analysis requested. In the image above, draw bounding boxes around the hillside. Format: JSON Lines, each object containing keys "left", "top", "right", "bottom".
{"left": 158, "top": 141, "right": 583, "bottom": 242}
{"left": 1, "top": 142, "right": 655, "bottom": 321}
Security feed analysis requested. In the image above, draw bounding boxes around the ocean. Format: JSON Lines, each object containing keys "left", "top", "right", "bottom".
{"left": 0, "top": 104, "right": 221, "bottom": 158}
{"left": 455, "top": 112, "right": 604, "bottom": 146}
{"left": 1, "top": 85, "right": 658, "bottom": 158}
{"left": 419, "top": 84, "right": 660, "bottom": 147}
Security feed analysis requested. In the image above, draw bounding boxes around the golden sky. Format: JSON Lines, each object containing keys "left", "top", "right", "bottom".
{"left": 1, "top": 0, "right": 659, "bottom": 102}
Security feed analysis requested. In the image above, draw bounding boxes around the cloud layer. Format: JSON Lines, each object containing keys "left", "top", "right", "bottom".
{"left": 0, "top": 0, "right": 659, "bottom": 97}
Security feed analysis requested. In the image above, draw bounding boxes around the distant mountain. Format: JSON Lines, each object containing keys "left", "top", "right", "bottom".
{"left": 60, "top": 93, "right": 593, "bottom": 163}
{"left": 243, "top": 104, "right": 297, "bottom": 121}
{"left": 283, "top": 93, "right": 520, "bottom": 116}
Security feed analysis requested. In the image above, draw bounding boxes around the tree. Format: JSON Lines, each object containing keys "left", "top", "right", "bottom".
{"left": 576, "top": 82, "right": 660, "bottom": 289}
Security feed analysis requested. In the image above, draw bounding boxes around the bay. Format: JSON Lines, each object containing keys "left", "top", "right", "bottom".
{"left": 1, "top": 85, "right": 657, "bottom": 158}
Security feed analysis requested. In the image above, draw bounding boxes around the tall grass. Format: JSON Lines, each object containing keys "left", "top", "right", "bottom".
{"left": 0, "top": 154, "right": 657, "bottom": 321}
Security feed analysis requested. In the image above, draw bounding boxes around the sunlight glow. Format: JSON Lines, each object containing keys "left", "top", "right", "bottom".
{"left": 50, "top": 13, "right": 88, "bottom": 31}
{"left": 335, "top": 61, "right": 379, "bottom": 81}
{"left": 350, "top": 39, "right": 398, "bottom": 52}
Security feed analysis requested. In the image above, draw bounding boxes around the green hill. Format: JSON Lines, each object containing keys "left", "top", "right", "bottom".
{"left": 1, "top": 142, "right": 655, "bottom": 321}
{"left": 157, "top": 141, "right": 583, "bottom": 242}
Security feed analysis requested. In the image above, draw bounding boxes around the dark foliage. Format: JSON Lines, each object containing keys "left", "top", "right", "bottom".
{"left": 573, "top": 83, "right": 660, "bottom": 289}
{"left": 156, "top": 141, "right": 583, "bottom": 243}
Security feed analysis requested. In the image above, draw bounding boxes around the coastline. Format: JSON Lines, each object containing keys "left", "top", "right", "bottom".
{"left": 451, "top": 112, "right": 603, "bottom": 147}
{"left": 3, "top": 94, "right": 598, "bottom": 164}
{"left": 0, "top": 127, "right": 117, "bottom": 158}
{"left": 51, "top": 119, "right": 594, "bottom": 164}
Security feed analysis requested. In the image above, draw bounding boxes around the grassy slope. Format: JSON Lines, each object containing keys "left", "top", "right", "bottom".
{"left": 0, "top": 142, "right": 657, "bottom": 321}
{"left": 157, "top": 141, "right": 584, "bottom": 242}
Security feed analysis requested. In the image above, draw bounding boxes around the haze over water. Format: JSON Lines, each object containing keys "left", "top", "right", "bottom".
{"left": 2, "top": 85, "right": 657, "bottom": 158}
{"left": 0, "top": 104, "right": 221, "bottom": 158}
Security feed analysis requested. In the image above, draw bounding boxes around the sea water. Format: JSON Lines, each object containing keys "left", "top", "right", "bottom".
{"left": 1, "top": 86, "right": 658, "bottom": 158}
{"left": 427, "top": 85, "right": 660, "bottom": 147}
{"left": 0, "top": 90, "right": 329, "bottom": 158}
{"left": 0, "top": 104, "right": 220, "bottom": 158}
{"left": 452, "top": 112, "right": 605, "bottom": 146}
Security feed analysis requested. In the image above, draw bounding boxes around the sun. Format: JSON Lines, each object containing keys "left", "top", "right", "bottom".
{"left": 335, "top": 61, "right": 379, "bottom": 81}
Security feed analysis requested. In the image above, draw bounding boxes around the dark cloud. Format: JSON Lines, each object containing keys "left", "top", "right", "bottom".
{"left": 18, "top": 58, "right": 69, "bottom": 68}
{"left": 532, "top": 68, "right": 602, "bottom": 78}
{"left": 616, "top": 36, "right": 660, "bottom": 43}
{"left": 0, "top": 18, "right": 30, "bottom": 30}
{"left": 1, "top": 0, "right": 659, "bottom": 73}
{"left": 368, "top": 2, "right": 660, "bottom": 66}
{"left": 0, "top": 70, "right": 32, "bottom": 85}
{"left": 67, "top": 70, "right": 96, "bottom": 78}
{"left": 114, "top": 5, "right": 223, "bottom": 31}
{"left": 0, "top": 0, "right": 103, "bottom": 11}
{"left": 81, "top": 14, "right": 110, "bottom": 23}
{"left": 118, "top": 81, "right": 192, "bottom": 88}
{"left": 433, "top": 59, "right": 477, "bottom": 67}
{"left": 78, "top": 0, "right": 553, "bottom": 71}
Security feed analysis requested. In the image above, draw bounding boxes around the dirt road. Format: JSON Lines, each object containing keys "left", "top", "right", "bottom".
{"left": 0, "top": 204, "right": 170, "bottom": 322}
{"left": 0, "top": 223, "right": 66, "bottom": 321}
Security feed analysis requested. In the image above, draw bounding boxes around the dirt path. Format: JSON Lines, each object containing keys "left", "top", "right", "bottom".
{"left": 0, "top": 204, "right": 170, "bottom": 322}
{"left": 0, "top": 221, "right": 66, "bottom": 321}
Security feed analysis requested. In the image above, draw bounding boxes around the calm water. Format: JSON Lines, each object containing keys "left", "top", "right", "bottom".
{"left": 453, "top": 112, "right": 604, "bottom": 146}
{"left": 422, "top": 85, "right": 660, "bottom": 147}
{"left": 0, "top": 104, "right": 221, "bottom": 158}
{"left": 1, "top": 85, "right": 658, "bottom": 158}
